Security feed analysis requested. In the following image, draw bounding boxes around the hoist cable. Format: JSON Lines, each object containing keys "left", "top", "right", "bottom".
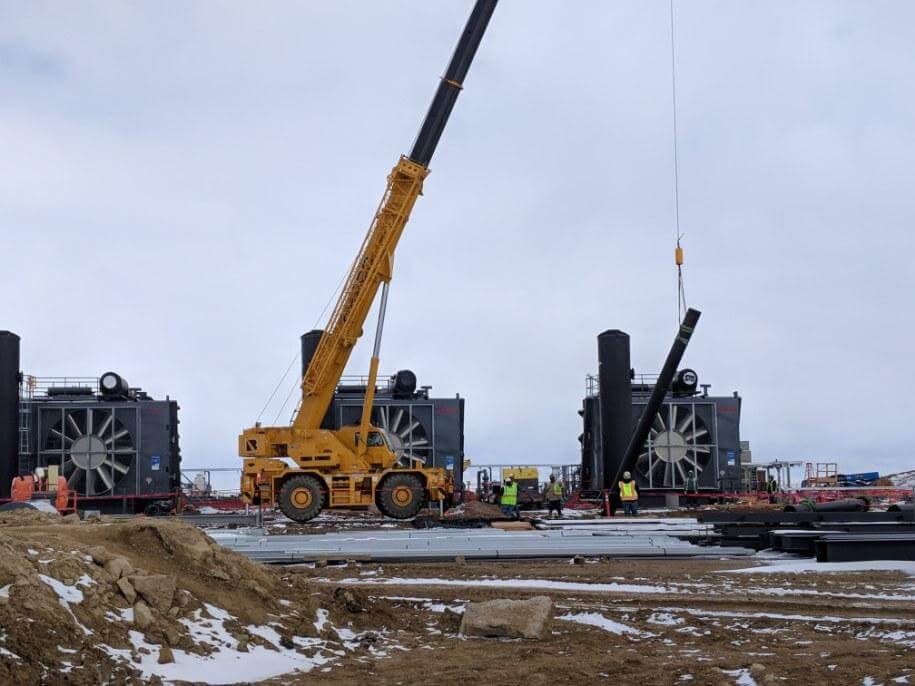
{"left": 669, "top": 0, "right": 688, "bottom": 322}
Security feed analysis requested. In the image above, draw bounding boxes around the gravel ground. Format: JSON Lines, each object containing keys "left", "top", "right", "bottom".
{"left": 281, "top": 557, "right": 915, "bottom": 685}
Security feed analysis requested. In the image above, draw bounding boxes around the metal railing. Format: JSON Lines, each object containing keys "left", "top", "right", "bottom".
{"left": 21, "top": 375, "right": 99, "bottom": 398}
{"left": 586, "top": 373, "right": 660, "bottom": 397}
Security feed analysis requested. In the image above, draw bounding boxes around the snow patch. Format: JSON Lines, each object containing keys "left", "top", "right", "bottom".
{"left": 39, "top": 574, "right": 84, "bottom": 604}
{"left": 99, "top": 603, "right": 334, "bottom": 684}
{"left": 722, "top": 668, "right": 758, "bottom": 685}
{"left": 558, "top": 612, "right": 643, "bottom": 636}
{"left": 647, "top": 612, "right": 684, "bottom": 626}
{"left": 655, "top": 605, "right": 915, "bottom": 626}
{"left": 330, "top": 576, "right": 674, "bottom": 595}
{"left": 315, "top": 608, "right": 330, "bottom": 633}
{"left": 723, "top": 558, "right": 915, "bottom": 577}
{"left": 0, "top": 646, "right": 21, "bottom": 660}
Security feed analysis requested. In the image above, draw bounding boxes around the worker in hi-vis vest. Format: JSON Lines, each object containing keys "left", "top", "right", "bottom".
{"left": 618, "top": 471, "right": 639, "bottom": 516}
{"left": 545, "top": 474, "right": 564, "bottom": 518}
{"left": 500, "top": 476, "right": 519, "bottom": 519}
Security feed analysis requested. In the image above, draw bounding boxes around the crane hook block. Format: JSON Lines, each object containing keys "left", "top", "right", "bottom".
{"left": 675, "top": 246, "right": 684, "bottom": 266}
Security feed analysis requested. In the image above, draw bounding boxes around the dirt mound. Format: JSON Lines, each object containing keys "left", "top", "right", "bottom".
{"left": 76, "top": 518, "right": 278, "bottom": 622}
{"left": 444, "top": 501, "right": 505, "bottom": 520}
{"left": 0, "top": 508, "right": 62, "bottom": 528}
{"left": 0, "top": 515, "right": 402, "bottom": 684}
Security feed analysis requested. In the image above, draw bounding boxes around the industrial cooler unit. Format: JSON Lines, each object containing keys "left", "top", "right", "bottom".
{"left": 300, "top": 331, "right": 466, "bottom": 495}
{"left": 4, "top": 332, "right": 182, "bottom": 513}
{"left": 580, "top": 329, "right": 742, "bottom": 495}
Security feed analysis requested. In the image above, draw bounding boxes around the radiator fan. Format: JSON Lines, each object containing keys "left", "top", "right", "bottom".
{"left": 373, "top": 405, "right": 431, "bottom": 466}
{"left": 635, "top": 403, "right": 712, "bottom": 487}
{"left": 45, "top": 408, "right": 136, "bottom": 495}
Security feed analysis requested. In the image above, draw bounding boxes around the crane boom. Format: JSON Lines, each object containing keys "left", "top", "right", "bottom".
{"left": 239, "top": 1, "right": 498, "bottom": 523}
{"left": 295, "top": 0, "right": 497, "bottom": 431}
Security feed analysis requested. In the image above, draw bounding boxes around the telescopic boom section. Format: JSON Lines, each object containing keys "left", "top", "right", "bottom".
{"left": 292, "top": 0, "right": 498, "bottom": 432}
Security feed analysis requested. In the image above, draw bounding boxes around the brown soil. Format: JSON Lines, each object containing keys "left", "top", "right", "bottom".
{"left": 2, "top": 511, "right": 914, "bottom": 685}
{"left": 285, "top": 558, "right": 915, "bottom": 685}
{"left": 443, "top": 500, "right": 506, "bottom": 520}
{"left": 0, "top": 512, "right": 389, "bottom": 684}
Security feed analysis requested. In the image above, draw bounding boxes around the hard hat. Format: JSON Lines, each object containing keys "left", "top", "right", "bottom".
{"left": 549, "top": 474, "right": 556, "bottom": 480}
{"left": 623, "top": 471, "right": 631, "bottom": 479}
{"left": 688, "top": 470, "right": 695, "bottom": 476}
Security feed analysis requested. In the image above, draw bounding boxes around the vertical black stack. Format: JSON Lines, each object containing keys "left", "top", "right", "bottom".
{"left": 300, "top": 330, "right": 335, "bottom": 430}
{"left": 597, "top": 330, "right": 632, "bottom": 490}
{"left": 0, "top": 331, "right": 20, "bottom": 498}
{"left": 300, "top": 330, "right": 324, "bottom": 378}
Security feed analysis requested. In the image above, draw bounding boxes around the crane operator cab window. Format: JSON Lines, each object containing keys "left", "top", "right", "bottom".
{"left": 356, "top": 431, "right": 389, "bottom": 448}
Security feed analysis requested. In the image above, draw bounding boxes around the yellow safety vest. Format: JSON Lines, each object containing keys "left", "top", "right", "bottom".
{"left": 618, "top": 480, "right": 638, "bottom": 501}
{"left": 501, "top": 482, "right": 518, "bottom": 506}
{"left": 550, "top": 482, "right": 563, "bottom": 497}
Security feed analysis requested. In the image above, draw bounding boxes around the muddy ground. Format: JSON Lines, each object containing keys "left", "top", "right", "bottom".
{"left": 283, "top": 557, "right": 915, "bottom": 686}
{"left": 1, "top": 510, "right": 913, "bottom": 684}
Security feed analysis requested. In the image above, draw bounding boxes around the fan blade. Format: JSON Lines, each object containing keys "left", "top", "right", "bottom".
{"left": 392, "top": 408, "right": 404, "bottom": 433}
{"left": 378, "top": 408, "right": 389, "bottom": 431}
{"left": 96, "top": 466, "right": 113, "bottom": 491}
{"left": 685, "top": 428, "right": 708, "bottom": 442}
{"left": 407, "top": 438, "right": 429, "bottom": 448}
{"left": 675, "top": 461, "right": 687, "bottom": 482}
{"left": 62, "top": 458, "right": 74, "bottom": 472}
{"left": 105, "top": 429, "right": 130, "bottom": 445}
{"left": 51, "top": 428, "right": 74, "bottom": 445}
{"left": 86, "top": 468, "right": 96, "bottom": 496}
{"left": 655, "top": 412, "right": 666, "bottom": 431}
{"left": 676, "top": 411, "right": 693, "bottom": 433}
{"left": 67, "top": 414, "right": 83, "bottom": 437}
{"left": 691, "top": 446, "right": 711, "bottom": 455}
{"left": 86, "top": 408, "right": 94, "bottom": 435}
{"left": 398, "top": 420, "right": 420, "bottom": 439}
{"left": 110, "top": 460, "right": 129, "bottom": 475}
{"left": 663, "top": 461, "right": 672, "bottom": 486}
{"left": 96, "top": 414, "right": 113, "bottom": 438}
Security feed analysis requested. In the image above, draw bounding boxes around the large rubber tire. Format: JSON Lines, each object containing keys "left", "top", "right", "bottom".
{"left": 377, "top": 473, "right": 425, "bottom": 519}
{"left": 278, "top": 475, "right": 324, "bottom": 522}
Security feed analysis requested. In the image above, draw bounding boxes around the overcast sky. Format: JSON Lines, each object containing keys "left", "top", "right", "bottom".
{"left": 2, "top": 1, "right": 914, "bottom": 482}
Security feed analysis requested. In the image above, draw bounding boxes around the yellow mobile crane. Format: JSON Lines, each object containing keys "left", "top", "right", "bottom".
{"left": 239, "top": 0, "right": 498, "bottom": 521}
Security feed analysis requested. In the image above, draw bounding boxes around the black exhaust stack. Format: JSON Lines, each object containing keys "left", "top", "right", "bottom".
{"left": 0, "top": 332, "right": 20, "bottom": 498}
{"left": 300, "top": 330, "right": 324, "bottom": 379}
{"left": 597, "top": 330, "right": 632, "bottom": 490}
{"left": 612, "top": 309, "right": 702, "bottom": 489}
